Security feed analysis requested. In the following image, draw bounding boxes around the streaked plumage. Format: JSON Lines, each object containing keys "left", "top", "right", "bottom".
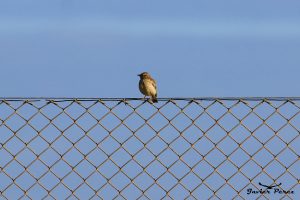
{"left": 138, "top": 72, "right": 158, "bottom": 103}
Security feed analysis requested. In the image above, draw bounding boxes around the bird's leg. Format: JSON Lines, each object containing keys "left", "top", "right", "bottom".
{"left": 143, "top": 95, "right": 151, "bottom": 103}
{"left": 143, "top": 96, "right": 148, "bottom": 102}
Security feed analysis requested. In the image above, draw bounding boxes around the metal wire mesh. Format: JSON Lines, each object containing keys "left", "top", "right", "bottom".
{"left": 0, "top": 98, "right": 299, "bottom": 199}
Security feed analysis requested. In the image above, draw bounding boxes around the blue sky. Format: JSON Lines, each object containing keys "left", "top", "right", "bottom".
{"left": 0, "top": 0, "right": 300, "bottom": 97}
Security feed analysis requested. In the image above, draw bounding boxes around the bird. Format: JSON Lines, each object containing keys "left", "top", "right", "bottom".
{"left": 138, "top": 72, "right": 158, "bottom": 103}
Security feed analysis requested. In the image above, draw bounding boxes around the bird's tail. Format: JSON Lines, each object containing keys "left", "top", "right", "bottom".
{"left": 152, "top": 94, "right": 158, "bottom": 103}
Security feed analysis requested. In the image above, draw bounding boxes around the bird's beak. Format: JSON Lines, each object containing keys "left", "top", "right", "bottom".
{"left": 137, "top": 74, "right": 140, "bottom": 76}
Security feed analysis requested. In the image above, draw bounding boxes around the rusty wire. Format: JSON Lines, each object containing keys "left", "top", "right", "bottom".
{"left": 0, "top": 98, "right": 299, "bottom": 199}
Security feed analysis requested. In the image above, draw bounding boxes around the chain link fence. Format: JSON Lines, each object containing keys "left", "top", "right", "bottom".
{"left": 0, "top": 98, "right": 299, "bottom": 199}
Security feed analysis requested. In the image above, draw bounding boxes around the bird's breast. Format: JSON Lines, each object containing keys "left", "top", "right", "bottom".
{"left": 139, "top": 79, "right": 156, "bottom": 96}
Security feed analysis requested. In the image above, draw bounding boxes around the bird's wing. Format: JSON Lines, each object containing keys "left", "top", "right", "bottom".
{"left": 152, "top": 79, "right": 157, "bottom": 96}
{"left": 151, "top": 79, "right": 157, "bottom": 90}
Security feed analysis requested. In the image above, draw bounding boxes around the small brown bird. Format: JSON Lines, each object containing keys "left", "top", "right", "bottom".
{"left": 138, "top": 72, "right": 158, "bottom": 103}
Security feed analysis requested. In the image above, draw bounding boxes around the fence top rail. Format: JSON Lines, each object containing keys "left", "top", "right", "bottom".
{"left": 1, "top": 97, "right": 300, "bottom": 101}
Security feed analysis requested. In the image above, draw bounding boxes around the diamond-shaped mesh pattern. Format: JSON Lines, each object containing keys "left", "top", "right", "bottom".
{"left": 0, "top": 98, "right": 299, "bottom": 199}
